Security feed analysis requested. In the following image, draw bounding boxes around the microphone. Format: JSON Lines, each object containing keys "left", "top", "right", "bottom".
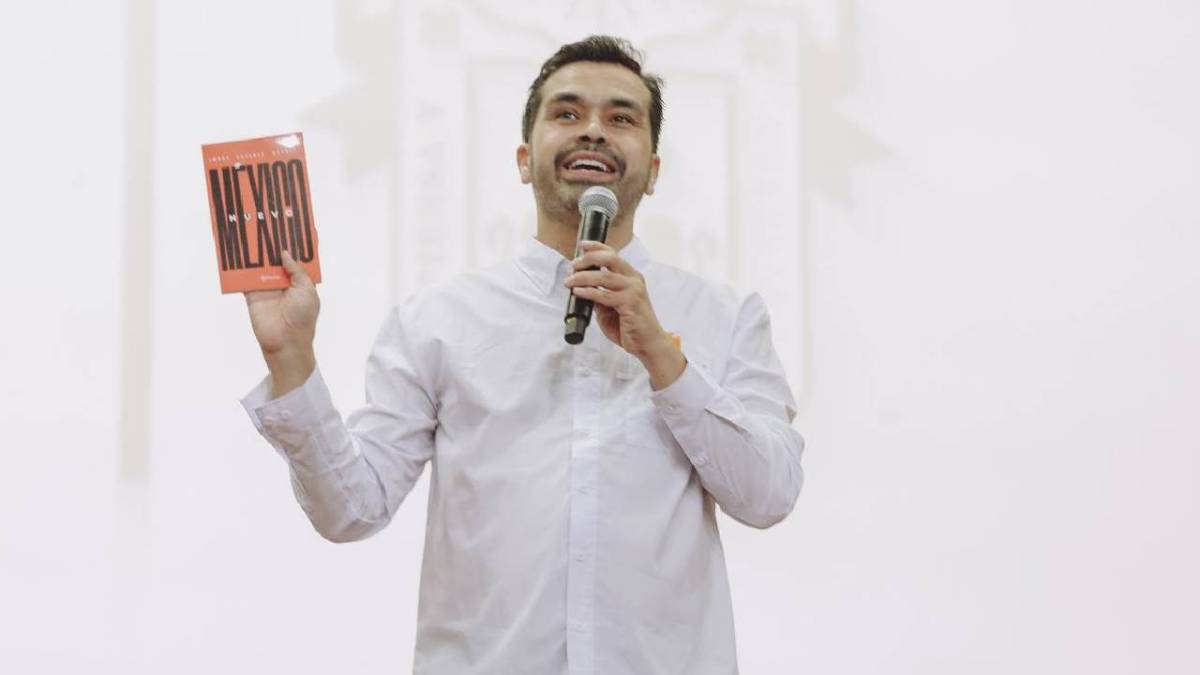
{"left": 564, "top": 186, "right": 619, "bottom": 345}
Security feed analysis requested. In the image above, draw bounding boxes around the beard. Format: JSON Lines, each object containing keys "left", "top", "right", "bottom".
{"left": 530, "top": 145, "right": 650, "bottom": 227}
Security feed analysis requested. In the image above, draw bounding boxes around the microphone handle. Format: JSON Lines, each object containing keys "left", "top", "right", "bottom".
{"left": 563, "top": 208, "right": 611, "bottom": 344}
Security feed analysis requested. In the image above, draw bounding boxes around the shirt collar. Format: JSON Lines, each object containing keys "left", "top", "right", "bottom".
{"left": 516, "top": 234, "right": 653, "bottom": 296}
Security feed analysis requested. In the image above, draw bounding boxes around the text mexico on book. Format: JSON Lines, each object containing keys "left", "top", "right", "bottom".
{"left": 202, "top": 132, "right": 322, "bottom": 293}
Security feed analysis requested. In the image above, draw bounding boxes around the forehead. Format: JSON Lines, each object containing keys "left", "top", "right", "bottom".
{"left": 539, "top": 61, "right": 652, "bottom": 111}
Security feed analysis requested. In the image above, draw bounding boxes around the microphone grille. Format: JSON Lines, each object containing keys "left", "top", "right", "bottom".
{"left": 578, "top": 186, "right": 619, "bottom": 220}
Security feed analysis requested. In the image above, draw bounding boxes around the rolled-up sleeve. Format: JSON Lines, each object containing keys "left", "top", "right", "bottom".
{"left": 649, "top": 292, "right": 805, "bottom": 529}
{"left": 240, "top": 303, "right": 439, "bottom": 543}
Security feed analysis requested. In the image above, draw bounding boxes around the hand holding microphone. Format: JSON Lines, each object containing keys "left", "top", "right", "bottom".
{"left": 563, "top": 186, "right": 619, "bottom": 344}
{"left": 562, "top": 188, "right": 682, "bottom": 387}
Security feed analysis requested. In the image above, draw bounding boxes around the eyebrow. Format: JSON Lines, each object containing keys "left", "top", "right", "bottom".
{"left": 547, "top": 92, "right": 645, "bottom": 114}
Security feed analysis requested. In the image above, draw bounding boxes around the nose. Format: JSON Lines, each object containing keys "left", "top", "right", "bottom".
{"left": 578, "top": 113, "right": 607, "bottom": 144}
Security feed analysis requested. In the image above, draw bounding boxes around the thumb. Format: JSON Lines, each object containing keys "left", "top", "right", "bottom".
{"left": 279, "top": 250, "right": 312, "bottom": 288}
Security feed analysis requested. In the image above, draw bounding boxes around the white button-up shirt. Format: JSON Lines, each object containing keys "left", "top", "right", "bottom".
{"left": 242, "top": 235, "right": 805, "bottom": 674}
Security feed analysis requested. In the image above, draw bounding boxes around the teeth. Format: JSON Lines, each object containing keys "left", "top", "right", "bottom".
{"left": 568, "top": 159, "right": 610, "bottom": 172}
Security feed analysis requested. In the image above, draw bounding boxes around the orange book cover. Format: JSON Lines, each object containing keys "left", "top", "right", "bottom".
{"left": 202, "top": 132, "right": 322, "bottom": 293}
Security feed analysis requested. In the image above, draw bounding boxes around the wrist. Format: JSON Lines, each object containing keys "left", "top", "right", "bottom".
{"left": 641, "top": 332, "right": 687, "bottom": 391}
{"left": 264, "top": 346, "right": 316, "bottom": 398}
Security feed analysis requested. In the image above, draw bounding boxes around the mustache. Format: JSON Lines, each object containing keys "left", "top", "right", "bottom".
{"left": 554, "top": 144, "right": 624, "bottom": 174}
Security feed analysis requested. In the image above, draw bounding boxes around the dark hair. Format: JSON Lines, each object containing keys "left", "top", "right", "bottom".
{"left": 522, "top": 35, "right": 665, "bottom": 152}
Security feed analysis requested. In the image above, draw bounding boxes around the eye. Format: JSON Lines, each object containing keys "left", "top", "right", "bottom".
{"left": 556, "top": 110, "right": 579, "bottom": 120}
{"left": 612, "top": 114, "right": 634, "bottom": 124}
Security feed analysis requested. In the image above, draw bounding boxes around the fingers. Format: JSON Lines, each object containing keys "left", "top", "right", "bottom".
{"left": 567, "top": 241, "right": 644, "bottom": 307}
{"left": 567, "top": 284, "right": 616, "bottom": 306}
{"left": 574, "top": 240, "right": 638, "bottom": 277}
{"left": 567, "top": 274, "right": 636, "bottom": 309}
{"left": 564, "top": 268, "right": 632, "bottom": 291}
{"left": 279, "top": 249, "right": 313, "bottom": 288}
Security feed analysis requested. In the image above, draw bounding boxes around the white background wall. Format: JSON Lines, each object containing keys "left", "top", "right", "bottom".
{"left": 2, "top": 1, "right": 1197, "bottom": 673}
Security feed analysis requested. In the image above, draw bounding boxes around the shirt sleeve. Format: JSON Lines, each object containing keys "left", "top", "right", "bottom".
{"left": 240, "top": 303, "right": 439, "bottom": 543}
{"left": 648, "top": 292, "right": 805, "bottom": 529}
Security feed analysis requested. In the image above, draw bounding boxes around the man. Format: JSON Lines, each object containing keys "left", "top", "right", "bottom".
{"left": 241, "top": 35, "right": 804, "bottom": 675}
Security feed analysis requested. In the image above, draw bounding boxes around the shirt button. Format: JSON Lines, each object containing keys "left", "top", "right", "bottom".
{"left": 695, "top": 456, "right": 710, "bottom": 467}
{"left": 280, "top": 411, "right": 291, "bottom": 422}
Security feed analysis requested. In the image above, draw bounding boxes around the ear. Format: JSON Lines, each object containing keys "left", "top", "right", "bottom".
{"left": 516, "top": 143, "right": 532, "bottom": 184}
{"left": 644, "top": 153, "right": 661, "bottom": 196}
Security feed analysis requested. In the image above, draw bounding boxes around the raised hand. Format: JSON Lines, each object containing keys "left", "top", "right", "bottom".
{"left": 244, "top": 250, "right": 320, "bottom": 397}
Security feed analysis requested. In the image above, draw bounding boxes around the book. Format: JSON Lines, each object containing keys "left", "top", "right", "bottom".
{"left": 202, "top": 132, "right": 322, "bottom": 293}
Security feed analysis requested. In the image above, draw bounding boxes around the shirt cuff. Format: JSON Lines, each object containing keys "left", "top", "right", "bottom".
{"left": 240, "top": 366, "right": 334, "bottom": 461}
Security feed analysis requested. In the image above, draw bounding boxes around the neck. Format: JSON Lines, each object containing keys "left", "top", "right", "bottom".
{"left": 535, "top": 209, "right": 634, "bottom": 259}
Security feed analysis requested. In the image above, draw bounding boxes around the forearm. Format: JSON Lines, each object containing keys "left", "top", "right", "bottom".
{"left": 282, "top": 406, "right": 394, "bottom": 543}
{"left": 242, "top": 367, "right": 418, "bottom": 543}
{"left": 651, "top": 363, "right": 805, "bottom": 529}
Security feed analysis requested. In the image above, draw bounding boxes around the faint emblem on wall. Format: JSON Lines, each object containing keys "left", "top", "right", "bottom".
{"left": 305, "top": 0, "right": 888, "bottom": 400}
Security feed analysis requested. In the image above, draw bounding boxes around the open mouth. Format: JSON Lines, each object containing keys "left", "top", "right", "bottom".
{"left": 560, "top": 151, "right": 619, "bottom": 181}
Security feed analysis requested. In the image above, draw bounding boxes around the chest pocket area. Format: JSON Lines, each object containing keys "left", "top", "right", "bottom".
{"left": 618, "top": 346, "right": 714, "bottom": 452}
{"left": 453, "top": 330, "right": 562, "bottom": 420}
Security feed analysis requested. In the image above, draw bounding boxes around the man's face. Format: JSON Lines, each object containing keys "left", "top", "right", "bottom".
{"left": 517, "top": 61, "right": 660, "bottom": 226}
